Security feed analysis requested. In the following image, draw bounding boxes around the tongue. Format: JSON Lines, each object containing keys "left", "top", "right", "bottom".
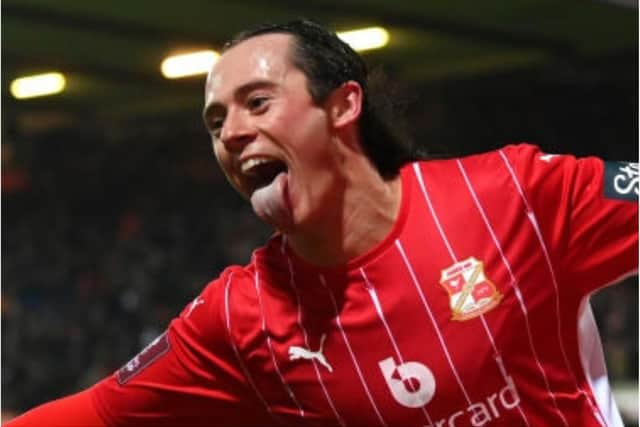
{"left": 250, "top": 172, "right": 293, "bottom": 231}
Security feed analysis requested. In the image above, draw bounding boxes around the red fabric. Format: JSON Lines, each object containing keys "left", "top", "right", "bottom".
{"left": 5, "top": 388, "right": 105, "bottom": 427}
{"left": 91, "top": 144, "right": 637, "bottom": 426}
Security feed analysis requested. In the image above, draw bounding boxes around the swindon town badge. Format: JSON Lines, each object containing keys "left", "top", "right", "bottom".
{"left": 440, "top": 257, "right": 502, "bottom": 321}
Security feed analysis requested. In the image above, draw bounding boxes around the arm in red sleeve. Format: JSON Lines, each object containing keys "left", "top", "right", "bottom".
{"left": 89, "top": 269, "right": 270, "bottom": 426}
{"left": 4, "top": 388, "right": 106, "bottom": 427}
{"left": 504, "top": 144, "right": 638, "bottom": 294}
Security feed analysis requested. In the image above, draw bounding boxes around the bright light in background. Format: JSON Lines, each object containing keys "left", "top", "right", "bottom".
{"left": 10, "top": 72, "right": 66, "bottom": 99}
{"left": 161, "top": 50, "right": 220, "bottom": 79}
{"left": 160, "top": 27, "right": 388, "bottom": 80}
{"left": 337, "top": 27, "right": 390, "bottom": 52}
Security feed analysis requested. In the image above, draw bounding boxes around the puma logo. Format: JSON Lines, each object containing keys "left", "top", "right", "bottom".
{"left": 288, "top": 334, "right": 333, "bottom": 373}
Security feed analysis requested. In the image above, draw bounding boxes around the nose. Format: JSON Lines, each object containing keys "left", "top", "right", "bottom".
{"left": 220, "top": 108, "right": 256, "bottom": 151}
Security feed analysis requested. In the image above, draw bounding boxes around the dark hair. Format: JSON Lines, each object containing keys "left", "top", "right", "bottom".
{"left": 224, "top": 19, "right": 420, "bottom": 178}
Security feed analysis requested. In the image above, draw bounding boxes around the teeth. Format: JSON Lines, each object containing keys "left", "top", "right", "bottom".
{"left": 241, "top": 157, "right": 276, "bottom": 174}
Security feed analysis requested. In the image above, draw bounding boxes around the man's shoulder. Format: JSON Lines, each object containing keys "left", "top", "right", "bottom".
{"left": 205, "top": 261, "right": 258, "bottom": 293}
{"left": 404, "top": 143, "right": 545, "bottom": 175}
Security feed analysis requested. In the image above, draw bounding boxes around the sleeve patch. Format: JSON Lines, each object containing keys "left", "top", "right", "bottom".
{"left": 116, "top": 332, "right": 171, "bottom": 385}
{"left": 604, "top": 161, "right": 638, "bottom": 201}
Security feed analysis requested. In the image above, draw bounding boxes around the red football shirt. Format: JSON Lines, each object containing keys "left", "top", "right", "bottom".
{"left": 91, "top": 144, "right": 638, "bottom": 426}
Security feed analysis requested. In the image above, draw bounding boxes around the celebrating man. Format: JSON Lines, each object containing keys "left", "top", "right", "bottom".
{"left": 7, "top": 20, "right": 637, "bottom": 427}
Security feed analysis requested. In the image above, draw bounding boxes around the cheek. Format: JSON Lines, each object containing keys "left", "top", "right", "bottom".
{"left": 287, "top": 111, "right": 330, "bottom": 154}
{"left": 269, "top": 98, "right": 327, "bottom": 142}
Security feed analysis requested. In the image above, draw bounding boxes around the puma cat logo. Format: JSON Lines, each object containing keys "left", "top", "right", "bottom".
{"left": 288, "top": 334, "right": 333, "bottom": 373}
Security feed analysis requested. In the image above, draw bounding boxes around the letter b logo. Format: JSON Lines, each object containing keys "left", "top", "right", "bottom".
{"left": 378, "top": 357, "right": 436, "bottom": 408}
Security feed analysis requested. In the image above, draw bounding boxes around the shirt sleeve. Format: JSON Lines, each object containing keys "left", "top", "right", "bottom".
{"left": 90, "top": 268, "right": 268, "bottom": 426}
{"left": 3, "top": 388, "right": 105, "bottom": 427}
{"left": 502, "top": 144, "right": 638, "bottom": 296}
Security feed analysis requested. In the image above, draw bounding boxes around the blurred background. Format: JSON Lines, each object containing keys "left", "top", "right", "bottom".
{"left": 2, "top": 0, "right": 638, "bottom": 424}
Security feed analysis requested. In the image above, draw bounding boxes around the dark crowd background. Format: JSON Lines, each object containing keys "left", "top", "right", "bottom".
{"left": 2, "top": 53, "right": 638, "bottom": 423}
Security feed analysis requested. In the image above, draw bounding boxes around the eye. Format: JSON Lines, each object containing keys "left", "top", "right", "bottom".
{"left": 209, "top": 117, "right": 224, "bottom": 138}
{"left": 247, "top": 96, "right": 269, "bottom": 112}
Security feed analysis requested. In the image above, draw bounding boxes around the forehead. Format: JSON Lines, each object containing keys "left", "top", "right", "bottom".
{"left": 205, "top": 33, "right": 295, "bottom": 103}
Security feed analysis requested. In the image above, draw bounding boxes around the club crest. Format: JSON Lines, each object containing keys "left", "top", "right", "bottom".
{"left": 440, "top": 257, "right": 502, "bottom": 321}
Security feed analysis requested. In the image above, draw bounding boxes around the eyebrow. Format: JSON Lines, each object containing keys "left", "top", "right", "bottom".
{"left": 202, "top": 79, "right": 277, "bottom": 129}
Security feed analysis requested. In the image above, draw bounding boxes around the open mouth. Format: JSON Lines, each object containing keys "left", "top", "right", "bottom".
{"left": 241, "top": 157, "right": 288, "bottom": 192}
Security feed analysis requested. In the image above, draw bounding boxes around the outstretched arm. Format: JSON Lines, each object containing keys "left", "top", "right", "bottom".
{"left": 4, "top": 388, "right": 105, "bottom": 427}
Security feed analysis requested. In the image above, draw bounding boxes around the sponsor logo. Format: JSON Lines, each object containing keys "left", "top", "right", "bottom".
{"left": 116, "top": 332, "right": 170, "bottom": 385}
{"left": 440, "top": 257, "right": 502, "bottom": 321}
{"left": 379, "top": 355, "right": 521, "bottom": 426}
{"left": 604, "top": 161, "right": 638, "bottom": 201}
{"left": 379, "top": 357, "right": 436, "bottom": 408}
{"left": 425, "top": 377, "right": 521, "bottom": 427}
{"left": 289, "top": 334, "right": 333, "bottom": 372}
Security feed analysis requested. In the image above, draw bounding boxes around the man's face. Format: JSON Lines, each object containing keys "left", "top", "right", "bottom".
{"left": 203, "top": 34, "right": 340, "bottom": 232}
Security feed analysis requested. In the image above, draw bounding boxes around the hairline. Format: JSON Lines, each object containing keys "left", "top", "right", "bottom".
{"left": 223, "top": 30, "right": 332, "bottom": 105}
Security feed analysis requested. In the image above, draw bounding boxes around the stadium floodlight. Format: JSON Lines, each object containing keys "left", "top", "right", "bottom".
{"left": 337, "top": 27, "right": 390, "bottom": 52}
{"left": 160, "top": 26, "right": 389, "bottom": 79}
{"left": 10, "top": 72, "right": 66, "bottom": 99}
{"left": 161, "top": 50, "right": 220, "bottom": 79}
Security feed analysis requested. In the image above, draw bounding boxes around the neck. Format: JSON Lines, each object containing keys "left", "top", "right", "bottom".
{"left": 287, "top": 154, "right": 403, "bottom": 267}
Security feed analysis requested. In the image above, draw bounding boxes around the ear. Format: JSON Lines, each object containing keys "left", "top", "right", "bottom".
{"left": 327, "top": 81, "right": 363, "bottom": 129}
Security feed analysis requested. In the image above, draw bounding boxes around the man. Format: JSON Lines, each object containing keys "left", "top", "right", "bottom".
{"left": 7, "top": 20, "right": 637, "bottom": 427}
